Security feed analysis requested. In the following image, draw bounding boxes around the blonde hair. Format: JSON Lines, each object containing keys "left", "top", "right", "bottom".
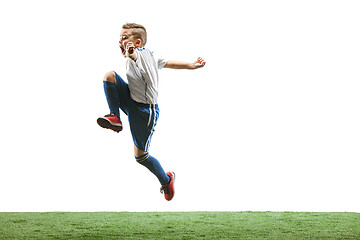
{"left": 122, "top": 23, "right": 147, "bottom": 47}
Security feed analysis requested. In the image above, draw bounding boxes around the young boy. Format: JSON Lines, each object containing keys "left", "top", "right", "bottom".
{"left": 97, "top": 23, "right": 206, "bottom": 201}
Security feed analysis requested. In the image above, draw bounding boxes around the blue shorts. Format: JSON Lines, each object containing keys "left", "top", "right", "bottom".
{"left": 114, "top": 71, "right": 159, "bottom": 152}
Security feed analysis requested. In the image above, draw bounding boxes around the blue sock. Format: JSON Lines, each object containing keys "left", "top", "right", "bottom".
{"left": 136, "top": 153, "right": 170, "bottom": 186}
{"left": 103, "top": 81, "right": 120, "bottom": 119}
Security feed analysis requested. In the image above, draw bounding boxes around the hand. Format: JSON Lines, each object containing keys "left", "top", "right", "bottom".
{"left": 119, "top": 42, "right": 135, "bottom": 57}
{"left": 126, "top": 42, "right": 135, "bottom": 55}
{"left": 193, "top": 57, "right": 206, "bottom": 69}
{"left": 125, "top": 42, "right": 137, "bottom": 61}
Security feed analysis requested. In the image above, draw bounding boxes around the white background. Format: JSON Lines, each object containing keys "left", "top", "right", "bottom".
{"left": 0, "top": 0, "right": 359, "bottom": 212}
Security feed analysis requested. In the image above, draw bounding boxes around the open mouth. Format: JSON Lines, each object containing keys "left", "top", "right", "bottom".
{"left": 120, "top": 45, "right": 125, "bottom": 55}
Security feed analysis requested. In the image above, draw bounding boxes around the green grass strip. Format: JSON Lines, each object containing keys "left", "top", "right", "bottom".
{"left": 0, "top": 212, "right": 359, "bottom": 239}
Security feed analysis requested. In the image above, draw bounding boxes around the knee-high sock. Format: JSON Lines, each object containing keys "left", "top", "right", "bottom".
{"left": 136, "top": 153, "right": 170, "bottom": 186}
{"left": 103, "top": 81, "right": 120, "bottom": 119}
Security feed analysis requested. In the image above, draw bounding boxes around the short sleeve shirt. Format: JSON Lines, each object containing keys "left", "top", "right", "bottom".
{"left": 126, "top": 48, "right": 167, "bottom": 104}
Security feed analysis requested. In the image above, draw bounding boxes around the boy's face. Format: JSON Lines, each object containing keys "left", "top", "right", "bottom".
{"left": 119, "top": 29, "right": 141, "bottom": 56}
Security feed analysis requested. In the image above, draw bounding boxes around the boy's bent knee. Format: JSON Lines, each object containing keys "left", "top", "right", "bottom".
{"left": 134, "top": 145, "right": 147, "bottom": 158}
{"left": 104, "top": 71, "right": 116, "bottom": 84}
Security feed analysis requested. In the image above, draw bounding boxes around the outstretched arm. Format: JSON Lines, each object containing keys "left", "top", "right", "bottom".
{"left": 164, "top": 57, "right": 206, "bottom": 70}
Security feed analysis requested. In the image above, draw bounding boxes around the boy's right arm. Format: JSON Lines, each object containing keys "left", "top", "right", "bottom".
{"left": 125, "top": 42, "right": 138, "bottom": 62}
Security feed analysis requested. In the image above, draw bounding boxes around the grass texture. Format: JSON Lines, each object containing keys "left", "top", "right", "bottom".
{"left": 0, "top": 212, "right": 359, "bottom": 239}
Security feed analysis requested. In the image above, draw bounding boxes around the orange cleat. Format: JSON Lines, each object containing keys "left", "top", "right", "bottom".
{"left": 97, "top": 114, "right": 123, "bottom": 133}
{"left": 160, "top": 172, "right": 175, "bottom": 201}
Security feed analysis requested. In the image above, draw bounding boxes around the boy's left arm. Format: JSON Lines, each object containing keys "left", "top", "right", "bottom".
{"left": 164, "top": 57, "right": 206, "bottom": 70}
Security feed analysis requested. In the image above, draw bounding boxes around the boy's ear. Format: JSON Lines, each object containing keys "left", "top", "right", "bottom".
{"left": 136, "top": 39, "right": 142, "bottom": 46}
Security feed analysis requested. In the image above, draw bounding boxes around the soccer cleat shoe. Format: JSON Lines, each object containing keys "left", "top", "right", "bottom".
{"left": 160, "top": 171, "right": 175, "bottom": 201}
{"left": 97, "top": 113, "right": 123, "bottom": 133}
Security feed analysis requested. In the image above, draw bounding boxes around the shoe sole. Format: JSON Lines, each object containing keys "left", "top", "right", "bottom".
{"left": 97, "top": 118, "right": 123, "bottom": 133}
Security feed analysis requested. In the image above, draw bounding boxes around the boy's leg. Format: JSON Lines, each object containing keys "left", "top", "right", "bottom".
{"left": 134, "top": 145, "right": 170, "bottom": 186}
{"left": 103, "top": 72, "right": 121, "bottom": 119}
{"left": 129, "top": 101, "right": 175, "bottom": 200}
{"left": 97, "top": 71, "right": 129, "bottom": 132}
{"left": 134, "top": 145, "right": 175, "bottom": 201}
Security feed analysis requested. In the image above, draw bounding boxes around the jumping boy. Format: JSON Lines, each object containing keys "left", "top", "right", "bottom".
{"left": 97, "top": 23, "right": 206, "bottom": 201}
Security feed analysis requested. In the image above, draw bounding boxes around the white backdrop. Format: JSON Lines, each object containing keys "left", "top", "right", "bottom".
{"left": 0, "top": 0, "right": 359, "bottom": 212}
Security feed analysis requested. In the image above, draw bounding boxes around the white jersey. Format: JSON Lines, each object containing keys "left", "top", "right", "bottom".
{"left": 126, "top": 48, "right": 167, "bottom": 104}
